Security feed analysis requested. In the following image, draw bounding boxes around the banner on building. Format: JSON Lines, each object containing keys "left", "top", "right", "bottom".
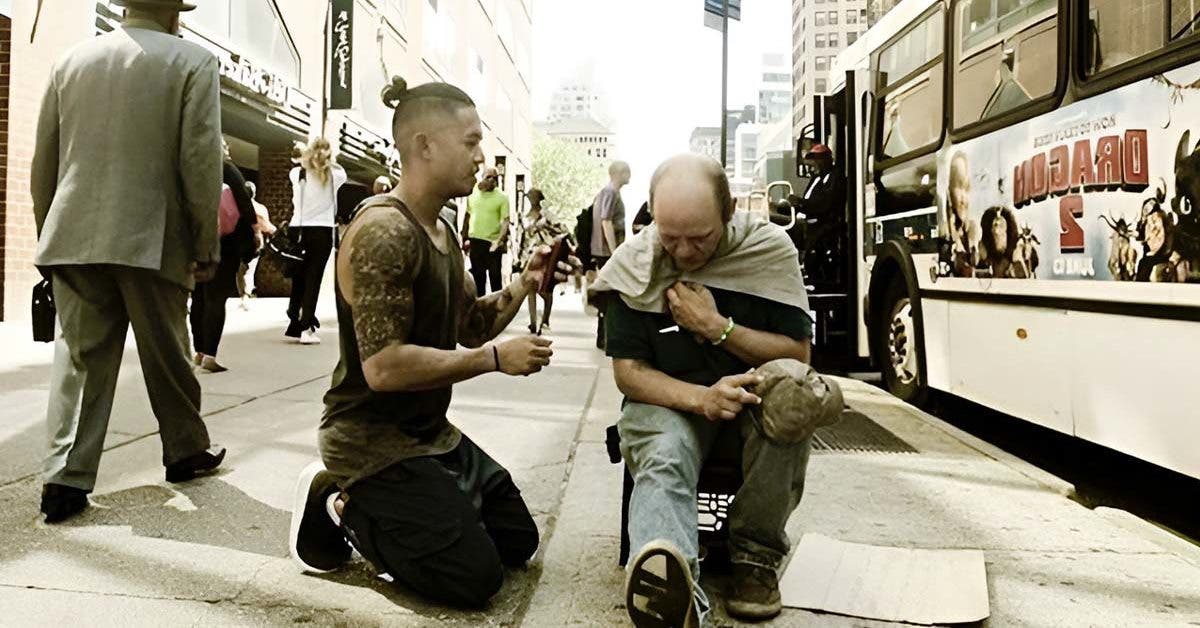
{"left": 329, "top": 0, "right": 354, "bottom": 110}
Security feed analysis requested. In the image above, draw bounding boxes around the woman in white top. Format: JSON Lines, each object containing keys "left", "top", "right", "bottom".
{"left": 285, "top": 137, "right": 347, "bottom": 344}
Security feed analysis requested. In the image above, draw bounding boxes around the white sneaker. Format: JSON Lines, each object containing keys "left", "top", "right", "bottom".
{"left": 299, "top": 328, "right": 321, "bottom": 345}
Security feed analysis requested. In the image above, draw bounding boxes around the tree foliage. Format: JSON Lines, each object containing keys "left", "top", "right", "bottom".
{"left": 530, "top": 132, "right": 608, "bottom": 230}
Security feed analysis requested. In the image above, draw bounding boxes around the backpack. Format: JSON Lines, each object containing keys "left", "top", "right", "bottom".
{"left": 574, "top": 205, "right": 594, "bottom": 253}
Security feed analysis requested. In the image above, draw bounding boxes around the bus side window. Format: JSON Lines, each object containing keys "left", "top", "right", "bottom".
{"left": 952, "top": 0, "right": 1058, "bottom": 129}
{"left": 875, "top": 7, "right": 946, "bottom": 162}
{"left": 1086, "top": 0, "right": 1200, "bottom": 76}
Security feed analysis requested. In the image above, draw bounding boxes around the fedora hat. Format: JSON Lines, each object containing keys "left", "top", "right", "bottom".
{"left": 115, "top": 0, "right": 197, "bottom": 12}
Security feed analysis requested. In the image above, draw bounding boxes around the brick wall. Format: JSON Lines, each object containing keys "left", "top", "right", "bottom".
{"left": 252, "top": 148, "right": 295, "bottom": 298}
{"left": 0, "top": 16, "right": 10, "bottom": 319}
{"left": 2, "top": 10, "right": 47, "bottom": 321}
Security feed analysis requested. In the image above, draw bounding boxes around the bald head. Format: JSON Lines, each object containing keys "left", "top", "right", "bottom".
{"left": 609, "top": 160, "right": 632, "bottom": 187}
{"left": 479, "top": 167, "right": 500, "bottom": 192}
{"left": 650, "top": 154, "right": 735, "bottom": 223}
{"left": 650, "top": 154, "right": 733, "bottom": 271}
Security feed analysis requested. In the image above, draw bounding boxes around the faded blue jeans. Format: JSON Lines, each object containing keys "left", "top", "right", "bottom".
{"left": 618, "top": 401, "right": 813, "bottom": 621}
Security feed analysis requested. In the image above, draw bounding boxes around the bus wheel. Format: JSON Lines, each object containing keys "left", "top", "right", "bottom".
{"left": 878, "top": 279, "right": 926, "bottom": 404}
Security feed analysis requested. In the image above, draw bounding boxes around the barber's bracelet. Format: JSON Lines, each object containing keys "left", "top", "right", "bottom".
{"left": 712, "top": 317, "right": 736, "bottom": 345}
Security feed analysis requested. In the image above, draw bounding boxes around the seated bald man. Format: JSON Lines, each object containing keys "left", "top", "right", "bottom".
{"left": 589, "top": 154, "right": 814, "bottom": 626}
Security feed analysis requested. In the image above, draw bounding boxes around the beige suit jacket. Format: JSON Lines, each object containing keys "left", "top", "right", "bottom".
{"left": 31, "top": 19, "right": 223, "bottom": 290}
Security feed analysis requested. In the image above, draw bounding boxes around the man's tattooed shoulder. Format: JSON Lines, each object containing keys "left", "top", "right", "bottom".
{"left": 348, "top": 210, "right": 422, "bottom": 358}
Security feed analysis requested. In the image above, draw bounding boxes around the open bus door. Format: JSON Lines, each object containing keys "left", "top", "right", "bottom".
{"left": 800, "top": 83, "right": 860, "bottom": 371}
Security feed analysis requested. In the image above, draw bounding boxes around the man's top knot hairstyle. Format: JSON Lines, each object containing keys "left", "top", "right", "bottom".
{"left": 382, "top": 76, "right": 476, "bottom": 162}
{"left": 381, "top": 76, "right": 474, "bottom": 112}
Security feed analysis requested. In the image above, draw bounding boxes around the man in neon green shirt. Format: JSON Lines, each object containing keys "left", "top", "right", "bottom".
{"left": 463, "top": 167, "right": 510, "bottom": 295}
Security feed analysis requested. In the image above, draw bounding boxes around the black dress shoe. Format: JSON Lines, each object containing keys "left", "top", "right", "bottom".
{"left": 41, "top": 484, "right": 89, "bottom": 523}
{"left": 165, "top": 446, "right": 227, "bottom": 483}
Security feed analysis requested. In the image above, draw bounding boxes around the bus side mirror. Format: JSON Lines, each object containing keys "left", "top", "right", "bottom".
{"left": 768, "top": 181, "right": 798, "bottom": 230}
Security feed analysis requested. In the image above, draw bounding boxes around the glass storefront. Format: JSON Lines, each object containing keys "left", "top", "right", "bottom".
{"left": 186, "top": 0, "right": 300, "bottom": 83}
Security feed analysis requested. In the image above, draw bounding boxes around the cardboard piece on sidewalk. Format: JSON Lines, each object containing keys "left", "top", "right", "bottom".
{"left": 779, "top": 534, "right": 990, "bottom": 625}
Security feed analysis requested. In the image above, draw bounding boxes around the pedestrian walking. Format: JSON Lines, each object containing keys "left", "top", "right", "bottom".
{"left": 31, "top": 0, "right": 227, "bottom": 524}
{"left": 462, "top": 167, "right": 510, "bottom": 296}
{"left": 285, "top": 137, "right": 347, "bottom": 345}
{"left": 239, "top": 180, "right": 277, "bottom": 309}
{"left": 190, "top": 141, "right": 258, "bottom": 372}
{"left": 519, "top": 188, "right": 569, "bottom": 333}
{"left": 288, "top": 77, "right": 579, "bottom": 609}
{"left": 589, "top": 160, "right": 631, "bottom": 348}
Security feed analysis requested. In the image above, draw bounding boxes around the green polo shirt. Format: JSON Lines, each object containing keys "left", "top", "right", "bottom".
{"left": 604, "top": 288, "right": 813, "bottom": 387}
{"left": 467, "top": 188, "right": 510, "bottom": 243}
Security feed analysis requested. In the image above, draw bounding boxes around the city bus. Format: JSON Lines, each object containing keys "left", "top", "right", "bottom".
{"left": 803, "top": 0, "right": 1200, "bottom": 481}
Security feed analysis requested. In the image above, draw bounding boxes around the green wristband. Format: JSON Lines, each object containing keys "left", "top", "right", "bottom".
{"left": 713, "top": 317, "right": 736, "bottom": 345}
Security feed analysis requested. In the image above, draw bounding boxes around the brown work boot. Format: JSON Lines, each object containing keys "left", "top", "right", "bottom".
{"left": 725, "top": 562, "right": 782, "bottom": 620}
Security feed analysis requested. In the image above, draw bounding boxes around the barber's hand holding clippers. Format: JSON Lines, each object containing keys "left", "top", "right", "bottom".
{"left": 700, "top": 372, "right": 764, "bottom": 422}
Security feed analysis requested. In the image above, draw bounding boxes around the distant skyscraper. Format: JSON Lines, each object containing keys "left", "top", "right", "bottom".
{"left": 791, "top": 0, "right": 869, "bottom": 138}
{"left": 689, "top": 127, "right": 722, "bottom": 164}
{"left": 758, "top": 53, "right": 792, "bottom": 125}
{"left": 866, "top": 0, "right": 903, "bottom": 26}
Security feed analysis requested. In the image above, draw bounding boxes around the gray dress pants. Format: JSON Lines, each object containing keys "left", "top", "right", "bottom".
{"left": 43, "top": 265, "right": 213, "bottom": 491}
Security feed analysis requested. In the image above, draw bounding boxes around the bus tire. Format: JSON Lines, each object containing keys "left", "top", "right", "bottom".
{"left": 876, "top": 277, "right": 927, "bottom": 405}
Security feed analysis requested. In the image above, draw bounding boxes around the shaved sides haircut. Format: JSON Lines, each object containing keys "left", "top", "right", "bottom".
{"left": 381, "top": 77, "right": 476, "bottom": 162}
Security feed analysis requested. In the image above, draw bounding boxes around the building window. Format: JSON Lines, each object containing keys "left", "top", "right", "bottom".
{"left": 829, "top": 11, "right": 838, "bottom": 25}
{"left": 816, "top": 78, "right": 827, "bottom": 92}
{"left": 385, "top": 0, "right": 407, "bottom": 31}
{"left": 423, "top": 0, "right": 456, "bottom": 68}
{"left": 830, "top": 32, "right": 839, "bottom": 47}
{"left": 847, "top": 9, "right": 858, "bottom": 24}
{"left": 815, "top": 12, "right": 826, "bottom": 26}
{"left": 186, "top": 0, "right": 300, "bottom": 82}
{"left": 816, "top": 56, "right": 828, "bottom": 70}
{"left": 816, "top": 33, "right": 827, "bottom": 47}
{"left": 468, "top": 47, "right": 488, "bottom": 110}
{"left": 954, "top": 0, "right": 1057, "bottom": 127}
{"left": 848, "top": 31, "right": 859, "bottom": 45}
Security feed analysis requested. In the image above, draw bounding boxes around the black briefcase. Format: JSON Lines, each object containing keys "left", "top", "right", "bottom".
{"left": 31, "top": 279, "right": 56, "bottom": 342}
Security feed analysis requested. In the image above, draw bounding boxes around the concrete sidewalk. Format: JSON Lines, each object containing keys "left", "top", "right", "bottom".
{"left": 0, "top": 289, "right": 1198, "bottom": 626}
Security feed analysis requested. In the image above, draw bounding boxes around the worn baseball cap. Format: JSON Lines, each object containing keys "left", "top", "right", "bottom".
{"left": 748, "top": 359, "right": 844, "bottom": 444}
{"left": 804, "top": 143, "right": 833, "bottom": 161}
{"left": 115, "top": 0, "right": 197, "bottom": 11}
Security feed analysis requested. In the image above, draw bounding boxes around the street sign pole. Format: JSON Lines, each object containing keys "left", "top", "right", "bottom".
{"left": 720, "top": 0, "right": 729, "bottom": 169}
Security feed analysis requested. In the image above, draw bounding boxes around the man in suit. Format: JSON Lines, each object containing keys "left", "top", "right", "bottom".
{"left": 31, "top": 0, "right": 227, "bottom": 523}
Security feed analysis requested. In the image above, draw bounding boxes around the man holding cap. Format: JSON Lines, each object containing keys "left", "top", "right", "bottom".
{"left": 589, "top": 154, "right": 818, "bottom": 625}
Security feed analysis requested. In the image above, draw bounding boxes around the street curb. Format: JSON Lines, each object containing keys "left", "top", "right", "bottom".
{"left": 831, "top": 377, "right": 1078, "bottom": 498}
{"left": 1095, "top": 507, "right": 1200, "bottom": 569}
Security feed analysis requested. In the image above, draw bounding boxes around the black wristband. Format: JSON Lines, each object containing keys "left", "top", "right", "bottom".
{"left": 492, "top": 345, "right": 501, "bottom": 372}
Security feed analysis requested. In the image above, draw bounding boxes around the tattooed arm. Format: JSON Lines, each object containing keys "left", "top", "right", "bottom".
{"left": 458, "top": 270, "right": 533, "bottom": 348}
{"left": 348, "top": 210, "right": 494, "bottom": 392}
{"left": 457, "top": 236, "right": 580, "bottom": 347}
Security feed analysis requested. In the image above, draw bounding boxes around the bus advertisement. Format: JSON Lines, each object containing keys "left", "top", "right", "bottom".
{"left": 801, "top": 0, "right": 1200, "bottom": 481}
